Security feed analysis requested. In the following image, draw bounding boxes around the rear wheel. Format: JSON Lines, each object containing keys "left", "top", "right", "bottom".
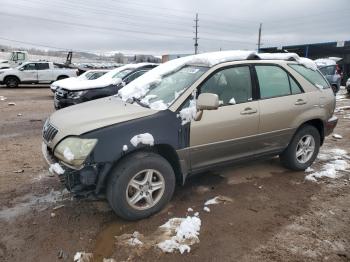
{"left": 280, "top": 125, "right": 320, "bottom": 171}
{"left": 107, "top": 152, "right": 176, "bottom": 220}
{"left": 331, "top": 84, "right": 338, "bottom": 94}
{"left": 5, "top": 77, "right": 19, "bottom": 88}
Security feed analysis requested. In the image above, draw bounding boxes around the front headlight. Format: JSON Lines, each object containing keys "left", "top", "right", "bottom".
{"left": 54, "top": 137, "right": 97, "bottom": 167}
{"left": 67, "top": 90, "right": 86, "bottom": 99}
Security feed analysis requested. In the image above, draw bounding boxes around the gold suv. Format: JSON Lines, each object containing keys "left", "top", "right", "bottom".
{"left": 42, "top": 51, "right": 338, "bottom": 220}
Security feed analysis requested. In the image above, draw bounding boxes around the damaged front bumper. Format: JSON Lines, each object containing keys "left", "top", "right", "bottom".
{"left": 42, "top": 142, "right": 112, "bottom": 196}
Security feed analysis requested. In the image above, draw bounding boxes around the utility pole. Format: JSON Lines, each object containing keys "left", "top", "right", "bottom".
{"left": 257, "top": 23, "right": 262, "bottom": 53}
{"left": 194, "top": 13, "right": 199, "bottom": 54}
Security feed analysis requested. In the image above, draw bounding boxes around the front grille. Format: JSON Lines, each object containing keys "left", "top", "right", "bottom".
{"left": 55, "top": 88, "right": 68, "bottom": 99}
{"left": 43, "top": 121, "right": 58, "bottom": 143}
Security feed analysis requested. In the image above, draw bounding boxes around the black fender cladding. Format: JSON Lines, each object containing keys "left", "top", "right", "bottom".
{"left": 81, "top": 109, "right": 190, "bottom": 164}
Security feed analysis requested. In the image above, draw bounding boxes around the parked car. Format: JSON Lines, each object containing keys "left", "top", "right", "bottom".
{"left": 346, "top": 77, "right": 350, "bottom": 94}
{"left": 315, "top": 58, "right": 342, "bottom": 93}
{"left": 42, "top": 51, "right": 337, "bottom": 220}
{"left": 53, "top": 63, "right": 157, "bottom": 109}
{"left": 0, "top": 61, "right": 78, "bottom": 88}
{"left": 50, "top": 69, "right": 109, "bottom": 93}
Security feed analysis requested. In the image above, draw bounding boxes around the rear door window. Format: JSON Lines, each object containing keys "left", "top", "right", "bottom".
{"left": 289, "top": 64, "right": 330, "bottom": 89}
{"left": 255, "top": 65, "right": 291, "bottom": 98}
{"left": 36, "top": 63, "right": 50, "bottom": 70}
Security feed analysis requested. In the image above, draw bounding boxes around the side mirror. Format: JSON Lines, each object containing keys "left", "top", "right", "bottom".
{"left": 196, "top": 93, "right": 219, "bottom": 110}
{"left": 18, "top": 67, "right": 24, "bottom": 71}
{"left": 195, "top": 93, "right": 219, "bottom": 121}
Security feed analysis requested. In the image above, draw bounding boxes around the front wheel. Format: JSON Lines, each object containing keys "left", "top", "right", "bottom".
{"left": 280, "top": 125, "right": 320, "bottom": 171}
{"left": 107, "top": 152, "right": 176, "bottom": 220}
{"left": 5, "top": 77, "right": 19, "bottom": 88}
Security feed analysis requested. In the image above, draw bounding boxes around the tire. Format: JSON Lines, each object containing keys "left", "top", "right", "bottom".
{"left": 5, "top": 76, "right": 19, "bottom": 88}
{"left": 106, "top": 151, "right": 176, "bottom": 220}
{"left": 280, "top": 125, "right": 320, "bottom": 171}
{"left": 57, "top": 75, "right": 68, "bottom": 80}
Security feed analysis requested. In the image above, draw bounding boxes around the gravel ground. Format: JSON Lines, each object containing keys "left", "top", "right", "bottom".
{"left": 0, "top": 86, "right": 349, "bottom": 262}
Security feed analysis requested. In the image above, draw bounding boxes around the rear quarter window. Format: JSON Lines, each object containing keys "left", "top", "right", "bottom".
{"left": 289, "top": 64, "right": 330, "bottom": 89}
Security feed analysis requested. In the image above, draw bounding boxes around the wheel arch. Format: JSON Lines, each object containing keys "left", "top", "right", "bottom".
{"left": 297, "top": 118, "right": 325, "bottom": 145}
{"left": 4, "top": 75, "right": 21, "bottom": 83}
{"left": 102, "top": 144, "right": 184, "bottom": 192}
{"left": 57, "top": 75, "right": 69, "bottom": 80}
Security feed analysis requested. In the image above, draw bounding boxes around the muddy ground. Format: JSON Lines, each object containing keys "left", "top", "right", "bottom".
{"left": 0, "top": 86, "right": 349, "bottom": 262}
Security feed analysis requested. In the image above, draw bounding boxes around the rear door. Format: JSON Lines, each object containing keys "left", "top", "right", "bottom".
{"left": 189, "top": 65, "right": 260, "bottom": 170}
{"left": 36, "top": 63, "right": 53, "bottom": 83}
{"left": 20, "top": 63, "right": 38, "bottom": 82}
{"left": 255, "top": 64, "right": 306, "bottom": 151}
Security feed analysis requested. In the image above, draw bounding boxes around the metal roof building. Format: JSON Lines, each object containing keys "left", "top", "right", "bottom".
{"left": 260, "top": 40, "right": 350, "bottom": 84}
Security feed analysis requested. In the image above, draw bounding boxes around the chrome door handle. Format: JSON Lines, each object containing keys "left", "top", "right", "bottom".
{"left": 240, "top": 107, "right": 257, "bottom": 115}
{"left": 295, "top": 99, "right": 307, "bottom": 105}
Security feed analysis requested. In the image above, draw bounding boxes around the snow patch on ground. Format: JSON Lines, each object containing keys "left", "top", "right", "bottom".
{"left": 127, "top": 232, "right": 143, "bottom": 246}
{"left": 130, "top": 133, "right": 154, "bottom": 147}
{"left": 204, "top": 195, "right": 233, "bottom": 205}
{"left": 157, "top": 216, "right": 201, "bottom": 254}
{"left": 203, "top": 206, "right": 210, "bottom": 212}
{"left": 74, "top": 252, "right": 93, "bottom": 262}
{"left": 305, "top": 148, "right": 349, "bottom": 182}
{"left": 332, "top": 134, "right": 343, "bottom": 139}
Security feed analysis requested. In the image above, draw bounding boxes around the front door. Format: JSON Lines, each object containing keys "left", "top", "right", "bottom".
{"left": 189, "top": 65, "right": 260, "bottom": 170}
{"left": 20, "top": 63, "right": 38, "bottom": 82}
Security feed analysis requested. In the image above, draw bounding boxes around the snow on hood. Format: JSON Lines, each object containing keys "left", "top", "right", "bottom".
{"left": 118, "top": 50, "right": 318, "bottom": 103}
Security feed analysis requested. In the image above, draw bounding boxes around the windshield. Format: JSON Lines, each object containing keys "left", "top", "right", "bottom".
{"left": 113, "top": 69, "right": 133, "bottom": 79}
{"left": 139, "top": 66, "right": 207, "bottom": 109}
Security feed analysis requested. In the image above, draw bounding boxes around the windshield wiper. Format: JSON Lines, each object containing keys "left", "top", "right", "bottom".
{"left": 132, "top": 97, "right": 150, "bottom": 108}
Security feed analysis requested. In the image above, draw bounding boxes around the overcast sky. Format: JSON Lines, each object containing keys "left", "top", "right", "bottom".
{"left": 0, "top": 0, "right": 349, "bottom": 55}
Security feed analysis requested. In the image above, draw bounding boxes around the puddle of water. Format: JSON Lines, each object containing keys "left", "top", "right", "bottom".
{"left": 0, "top": 189, "right": 68, "bottom": 221}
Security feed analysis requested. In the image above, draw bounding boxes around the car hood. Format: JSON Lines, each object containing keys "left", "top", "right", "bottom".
{"left": 57, "top": 76, "right": 121, "bottom": 91}
{"left": 52, "top": 77, "right": 78, "bottom": 86}
{"left": 48, "top": 96, "right": 157, "bottom": 147}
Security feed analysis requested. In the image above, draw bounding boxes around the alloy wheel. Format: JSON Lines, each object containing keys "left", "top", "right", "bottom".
{"left": 126, "top": 169, "right": 165, "bottom": 210}
{"left": 296, "top": 135, "right": 315, "bottom": 164}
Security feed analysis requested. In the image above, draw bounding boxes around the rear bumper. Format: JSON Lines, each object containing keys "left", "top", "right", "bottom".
{"left": 324, "top": 116, "right": 338, "bottom": 136}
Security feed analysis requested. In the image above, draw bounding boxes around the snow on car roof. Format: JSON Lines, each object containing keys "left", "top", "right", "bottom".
{"left": 118, "top": 50, "right": 317, "bottom": 103}
{"left": 314, "top": 58, "right": 337, "bottom": 67}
